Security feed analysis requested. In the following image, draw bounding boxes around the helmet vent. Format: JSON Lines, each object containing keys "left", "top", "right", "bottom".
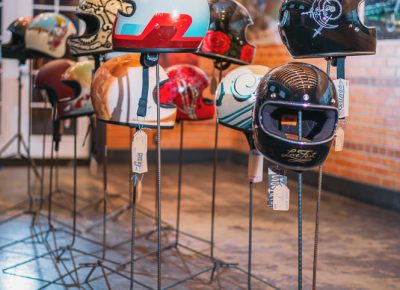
{"left": 270, "top": 63, "right": 318, "bottom": 96}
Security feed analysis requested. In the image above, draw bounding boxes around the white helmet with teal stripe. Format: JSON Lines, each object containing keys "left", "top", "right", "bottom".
{"left": 216, "top": 65, "right": 269, "bottom": 132}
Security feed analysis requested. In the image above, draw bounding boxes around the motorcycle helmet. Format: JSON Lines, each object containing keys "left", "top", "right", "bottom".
{"left": 58, "top": 60, "right": 95, "bottom": 119}
{"left": 279, "top": 0, "right": 377, "bottom": 58}
{"left": 197, "top": 0, "right": 256, "bottom": 65}
{"left": 35, "top": 59, "right": 76, "bottom": 107}
{"left": 2, "top": 17, "right": 33, "bottom": 62}
{"left": 91, "top": 53, "right": 177, "bottom": 128}
{"left": 68, "top": 0, "right": 134, "bottom": 56}
{"left": 160, "top": 65, "right": 214, "bottom": 121}
{"left": 253, "top": 63, "right": 339, "bottom": 171}
{"left": 216, "top": 65, "right": 269, "bottom": 132}
{"left": 25, "top": 13, "right": 77, "bottom": 59}
{"left": 112, "top": 0, "right": 210, "bottom": 53}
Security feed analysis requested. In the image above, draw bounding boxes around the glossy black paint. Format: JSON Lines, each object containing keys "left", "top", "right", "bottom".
{"left": 2, "top": 18, "right": 32, "bottom": 63}
{"left": 253, "top": 62, "right": 339, "bottom": 171}
{"left": 196, "top": 0, "right": 256, "bottom": 65}
{"left": 279, "top": 0, "right": 377, "bottom": 58}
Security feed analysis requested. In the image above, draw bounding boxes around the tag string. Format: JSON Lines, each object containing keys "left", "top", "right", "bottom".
{"left": 312, "top": 166, "right": 323, "bottom": 290}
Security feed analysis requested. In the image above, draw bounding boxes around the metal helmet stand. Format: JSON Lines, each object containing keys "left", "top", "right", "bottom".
{"left": 163, "top": 60, "right": 279, "bottom": 290}
{"left": 297, "top": 110, "right": 304, "bottom": 290}
{"left": 311, "top": 57, "right": 346, "bottom": 290}
{"left": 0, "top": 60, "right": 41, "bottom": 227}
{"left": 2, "top": 57, "right": 126, "bottom": 287}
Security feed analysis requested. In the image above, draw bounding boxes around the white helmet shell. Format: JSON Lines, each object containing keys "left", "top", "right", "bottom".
{"left": 91, "top": 54, "right": 177, "bottom": 128}
{"left": 216, "top": 65, "right": 270, "bottom": 132}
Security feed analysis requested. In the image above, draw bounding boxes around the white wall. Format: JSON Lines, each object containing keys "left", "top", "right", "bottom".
{"left": 1, "top": 0, "right": 90, "bottom": 159}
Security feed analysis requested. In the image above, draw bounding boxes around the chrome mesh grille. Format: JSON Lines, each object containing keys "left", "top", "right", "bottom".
{"left": 269, "top": 63, "right": 318, "bottom": 96}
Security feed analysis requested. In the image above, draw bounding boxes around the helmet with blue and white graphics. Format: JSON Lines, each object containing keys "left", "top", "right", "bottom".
{"left": 112, "top": 0, "right": 210, "bottom": 53}
{"left": 216, "top": 65, "right": 269, "bottom": 132}
{"left": 25, "top": 13, "right": 76, "bottom": 59}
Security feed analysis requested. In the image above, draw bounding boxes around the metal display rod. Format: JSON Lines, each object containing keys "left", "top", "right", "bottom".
{"left": 0, "top": 62, "right": 41, "bottom": 226}
{"left": 297, "top": 109, "right": 303, "bottom": 290}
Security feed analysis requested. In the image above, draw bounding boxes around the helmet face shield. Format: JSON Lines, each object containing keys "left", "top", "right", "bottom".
{"left": 279, "top": 0, "right": 377, "bottom": 58}
{"left": 69, "top": 0, "right": 133, "bottom": 56}
{"left": 197, "top": 0, "right": 256, "bottom": 65}
{"left": 253, "top": 62, "right": 339, "bottom": 171}
{"left": 259, "top": 103, "right": 338, "bottom": 145}
{"left": 112, "top": 0, "right": 210, "bottom": 53}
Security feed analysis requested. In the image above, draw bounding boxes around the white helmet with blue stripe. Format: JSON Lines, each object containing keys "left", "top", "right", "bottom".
{"left": 112, "top": 0, "right": 210, "bottom": 53}
{"left": 216, "top": 65, "right": 270, "bottom": 132}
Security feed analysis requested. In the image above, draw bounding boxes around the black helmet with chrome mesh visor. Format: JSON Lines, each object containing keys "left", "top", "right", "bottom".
{"left": 253, "top": 62, "right": 339, "bottom": 171}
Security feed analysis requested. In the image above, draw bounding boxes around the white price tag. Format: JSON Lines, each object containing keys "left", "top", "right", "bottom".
{"left": 273, "top": 185, "right": 290, "bottom": 211}
{"left": 334, "top": 79, "right": 350, "bottom": 119}
{"left": 335, "top": 127, "right": 345, "bottom": 152}
{"left": 132, "top": 130, "right": 148, "bottom": 174}
{"left": 90, "top": 156, "right": 98, "bottom": 176}
{"left": 248, "top": 149, "right": 264, "bottom": 183}
{"left": 267, "top": 168, "right": 289, "bottom": 211}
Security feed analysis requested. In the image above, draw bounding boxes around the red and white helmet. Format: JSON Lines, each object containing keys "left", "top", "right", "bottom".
{"left": 160, "top": 65, "right": 214, "bottom": 121}
{"left": 112, "top": 0, "right": 210, "bottom": 53}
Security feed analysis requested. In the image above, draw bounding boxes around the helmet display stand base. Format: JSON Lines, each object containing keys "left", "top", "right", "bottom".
{"left": 111, "top": 55, "right": 217, "bottom": 290}
{"left": 0, "top": 62, "right": 43, "bottom": 244}
{"left": 120, "top": 61, "right": 279, "bottom": 290}
{"left": 207, "top": 62, "right": 277, "bottom": 290}
{"left": 2, "top": 120, "right": 127, "bottom": 288}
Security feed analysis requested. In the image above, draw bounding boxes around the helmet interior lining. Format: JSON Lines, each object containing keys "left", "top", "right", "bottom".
{"left": 61, "top": 80, "right": 82, "bottom": 100}
{"left": 71, "top": 13, "right": 100, "bottom": 39}
{"left": 261, "top": 104, "right": 337, "bottom": 143}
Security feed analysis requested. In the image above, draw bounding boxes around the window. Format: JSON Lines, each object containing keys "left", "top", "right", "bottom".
{"left": 31, "top": 0, "right": 80, "bottom": 136}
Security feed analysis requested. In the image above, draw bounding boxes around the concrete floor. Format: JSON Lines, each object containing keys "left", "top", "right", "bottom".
{"left": 0, "top": 163, "right": 399, "bottom": 290}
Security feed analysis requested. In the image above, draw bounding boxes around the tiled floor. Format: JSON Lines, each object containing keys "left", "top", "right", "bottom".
{"left": 0, "top": 163, "right": 399, "bottom": 289}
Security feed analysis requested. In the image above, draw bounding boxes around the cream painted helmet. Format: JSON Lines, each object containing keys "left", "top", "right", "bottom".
{"left": 25, "top": 13, "right": 76, "bottom": 59}
{"left": 91, "top": 53, "right": 177, "bottom": 128}
{"left": 58, "top": 60, "right": 95, "bottom": 119}
{"left": 216, "top": 65, "right": 269, "bottom": 132}
{"left": 68, "top": 0, "right": 133, "bottom": 56}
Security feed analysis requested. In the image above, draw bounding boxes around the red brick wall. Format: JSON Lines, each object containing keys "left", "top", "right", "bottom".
{"left": 323, "top": 41, "right": 400, "bottom": 191}
{"left": 107, "top": 42, "right": 400, "bottom": 191}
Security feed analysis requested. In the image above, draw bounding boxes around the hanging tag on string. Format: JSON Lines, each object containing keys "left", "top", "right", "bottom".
{"left": 132, "top": 130, "right": 148, "bottom": 174}
{"left": 273, "top": 185, "right": 290, "bottom": 211}
{"left": 133, "top": 174, "right": 144, "bottom": 203}
{"left": 210, "top": 67, "right": 217, "bottom": 95}
{"left": 63, "top": 119, "right": 71, "bottom": 130}
{"left": 335, "top": 127, "right": 345, "bottom": 152}
{"left": 90, "top": 156, "right": 98, "bottom": 176}
{"left": 333, "top": 79, "right": 350, "bottom": 119}
{"left": 267, "top": 168, "right": 290, "bottom": 211}
{"left": 248, "top": 149, "right": 264, "bottom": 183}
